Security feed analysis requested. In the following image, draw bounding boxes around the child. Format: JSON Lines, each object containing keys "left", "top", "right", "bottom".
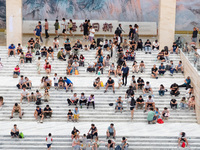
{"left": 67, "top": 109, "right": 73, "bottom": 121}
{"left": 19, "top": 52, "right": 25, "bottom": 65}
{"left": 53, "top": 73, "right": 59, "bottom": 90}
{"left": 46, "top": 133, "right": 53, "bottom": 150}
{"left": 118, "top": 74, "right": 122, "bottom": 89}
{"left": 92, "top": 136, "right": 99, "bottom": 150}
{"left": 37, "top": 57, "right": 41, "bottom": 74}
{"left": 74, "top": 107, "right": 79, "bottom": 122}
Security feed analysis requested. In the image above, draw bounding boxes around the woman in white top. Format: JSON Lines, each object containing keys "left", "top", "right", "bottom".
{"left": 152, "top": 40, "right": 160, "bottom": 50}
{"left": 112, "top": 41, "right": 118, "bottom": 63}
{"left": 72, "top": 135, "right": 80, "bottom": 150}
{"left": 53, "top": 37, "right": 59, "bottom": 50}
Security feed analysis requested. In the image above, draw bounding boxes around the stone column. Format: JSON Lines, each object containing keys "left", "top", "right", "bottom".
{"left": 158, "top": 0, "right": 176, "bottom": 50}
{"left": 6, "top": 0, "right": 22, "bottom": 47}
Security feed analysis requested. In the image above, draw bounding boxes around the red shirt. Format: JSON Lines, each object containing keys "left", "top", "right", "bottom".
{"left": 45, "top": 65, "right": 51, "bottom": 70}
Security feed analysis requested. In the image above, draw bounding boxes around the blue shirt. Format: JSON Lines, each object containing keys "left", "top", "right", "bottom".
{"left": 99, "top": 56, "right": 103, "bottom": 63}
{"left": 35, "top": 28, "right": 41, "bottom": 36}
{"left": 159, "top": 65, "right": 165, "bottom": 70}
{"left": 184, "top": 79, "right": 191, "bottom": 85}
{"left": 8, "top": 45, "right": 15, "bottom": 49}
{"left": 39, "top": 25, "right": 42, "bottom": 32}
{"left": 108, "top": 126, "right": 115, "bottom": 133}
{"left": 121, "top": 67, "right": 129, "bottom": 74}
{"left": 64, "top": 78, "right": 72, "bottom": 85}
{"left": 74, "top": 108, "right": 79, "bottom": 115}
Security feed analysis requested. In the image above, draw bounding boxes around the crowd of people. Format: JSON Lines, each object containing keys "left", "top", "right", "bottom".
{"left": 3, "top": 19, "right": 198, "bottom": 149}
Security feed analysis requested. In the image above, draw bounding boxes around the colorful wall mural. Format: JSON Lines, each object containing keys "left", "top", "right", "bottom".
{"left": 0, "top": 0, "right": 200, "bottom": 31}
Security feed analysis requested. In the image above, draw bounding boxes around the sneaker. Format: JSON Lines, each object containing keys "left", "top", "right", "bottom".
{"left": 40, "top": 120, "right": 43, "bottom": 123}
{"left": 66, "top": 90, "right": 68, "bottom": 92}
{"left": 113, "top": 90, "right": 115, "bottom": 93}
{"left": 143, "top": 94, "right": 146, "bottom": 97}
{"left": 10, "top": 116, "right": 13, "bottom": 119}
{"left": 156, "top": 77, "right": 158, "bottom": 79}
{"left": 149, "top": 52, "right": 151, "bottom": 54}
{"left": 145, "top": 52, "right": 147, "bottom": 54}
{"left": 104, "top": 90, "right": 107, "bottom": 93}
{"left": 144, "top": 110, "right": 146, "bottom": 113}
{"left": 71, "top": 90, "right": 73, "bottom": 93}
{"left": 19, "top": 117, "right": 22, "bottom": 119}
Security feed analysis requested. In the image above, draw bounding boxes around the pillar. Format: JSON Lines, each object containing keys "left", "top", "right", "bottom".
{"left": 6, "top": 0, "right": 22, "bottom": 47}
{"left": 158, "top": 0, "right": 176, "bottom": 50}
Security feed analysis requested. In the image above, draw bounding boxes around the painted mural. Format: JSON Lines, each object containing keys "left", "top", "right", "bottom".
{"left": 0, "top": 0, "right": 200, "bottom": 30}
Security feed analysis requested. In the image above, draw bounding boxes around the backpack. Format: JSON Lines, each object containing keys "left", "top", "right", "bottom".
{"left": 165, "top": 65, "right": 170, "bottom": 70}
{"left": 115, "top": 145, "right": 122, "bottom": 150}
{"left": 36, "top": 98, "right": 41, "bottom": 105}
{"left": 36, "top": 50, "right": 40, "bottom": 55}
{"left": 19, "top": 132, "right": 24, "bottom": 138}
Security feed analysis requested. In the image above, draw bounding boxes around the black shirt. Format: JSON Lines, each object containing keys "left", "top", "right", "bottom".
{"left": 137, "top": 79, "right": 144, "bottom": 84}
{"left": 126, "top": 89, "right": 134, "bottom": 96}
{"left": 71, "top": 129, "right": 79, "bottom": 135}
{"left": 91, "top": 127, "right": 97, "bottom": 134}
{"left": 115, "top": 29, "right": 122, "bottom": 37}
{"left": 136, "top": 98, "right": 144, "bottom": 103}
{"left": 83, "top": 23, "right": 89, "bottom": 32}
{"left": 48, "top": 48, "right": 53, "bottom": 53}
{"left": 145, "top": 41, "right": 151, "bottom": 47}
{"left": 171, "top": 99, "right": 177, "bottom": 104}
{"left": 68, "top": 112, "right": 73, "bottom": 116}
{"left": 152, "top": 67, "right": 158, "bottom": 74}
{"left": 44, "top": 107, "right": 52, "bottom": 111}
{"left": 129, "top": 28, "right": 135, "bottom": 37}
{"left": 192, "top": 30, "right": 198, "bottom": 38}
{"left": 170, "top": 84, "right": 178, "bottom": 91}
{"left": 107, "top": 79, "right": 114, "bottom": 84}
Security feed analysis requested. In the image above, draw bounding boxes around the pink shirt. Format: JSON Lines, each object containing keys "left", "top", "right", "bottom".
{"left": 14, "top": 67, "right": 20, "bottom": 72}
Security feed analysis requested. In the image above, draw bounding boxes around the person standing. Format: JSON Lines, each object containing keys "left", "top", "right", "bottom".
{"left": 44, "top": 19, "right": 49, "bottom": 38}
{"left": 129, "top": 25, "right": 135, "bottom": 40}
{"left": 192, "top": 27, "right": 199, "bottom": 43}
{"left": 38, "top": 21, "right": 43, "bottom": 42}
{"left": 129, "top": 93, "right": 136, "bottom": 119}
{"left": 46, "top": 133, "right": 53, "bottom": 150}
{"left": 34, "top": 25, "right": 42, "bottom": 42}
{"left": 89, "top": 26, "right": 95, "bottom": 42}
{"left": 54, "top": 19, "right": 59, "bottom": 37}
{"left": 61, "top": 18, "right": 67, "bottom": 38}
{"left": 121, "top": 64, "right": 129, "bottom": 86}
{"left": 68, "top": 19, "right": 73, "bottom": 36}
{"left": 83, "top": 20, "right": 89, "bottom": 40}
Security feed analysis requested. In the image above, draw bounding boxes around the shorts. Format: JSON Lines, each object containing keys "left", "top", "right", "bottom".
{"left": 47, "top": 83, "right": 50, "bottom": 87}
{"left": 147, "top": 104, "right": 153, "bottom": 107}
{"left": 47, "top": 144, "right": 51, "bottom": 148}
{"left": 69, "top": 27, "right": 73, "bottom": 31}
{"left": 117, "top": 107, "right": 121, "bottom": 110}
{"left": 62, "top": 29, "right": 66, "bottom": 33}
{"left": 109, "top": 132, "right": 114, "bottom": 136}
{"left": 84, "top": 31, "right": 88, "bottom": 36}
{"left": 130, "top": 107, "right": 134, "bottom": 110}
{"left": 69, "top": 116, "right": 72, "bottom": 119}
{"left": 192, "top": 37, "right": 197, "bottom": 42}
{"left": 54, "top": 83, "right": 58, "bottom": 87}
{"left": 15, "top": 110, "right": 19, "bottom": 113}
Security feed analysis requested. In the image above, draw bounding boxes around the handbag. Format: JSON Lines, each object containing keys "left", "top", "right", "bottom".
{"left": 13, "top": 74, "right": 18, "bottom": 78}
{"left": 75, "top": 69, "right": 79, "bottom": 75}
{"left": 100, "top": 81, "right": 104, "bottom": 87}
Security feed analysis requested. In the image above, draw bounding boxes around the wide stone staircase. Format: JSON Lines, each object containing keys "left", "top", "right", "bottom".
{"left": 0, "top": 135, "right": 199, "bottom": 150}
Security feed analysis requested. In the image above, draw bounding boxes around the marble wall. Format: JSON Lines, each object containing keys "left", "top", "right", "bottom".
{"left": 0, "top": 0, "right": 200, "bottom": 31}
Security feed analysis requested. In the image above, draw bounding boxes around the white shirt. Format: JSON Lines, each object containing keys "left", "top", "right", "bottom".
{"left": 89, "top": 28, "right": 95, "bottom": 37}
{"left": 62, "top": 21, "right": 67, "bottom": 29}
{"left": 146, "top": 98, "right": 154, "bottom": 103}
{"left": 53, "top": 40, "right": 59, "bottom": 45}
{"left": 153, "top": 42, "right": 159, "bottom": 47}
{"left": 53, "top": 76, "right": 59, "bottom": 84}
{"left": 46, "top": 136, "right": 53, "bottom": 144}
{"left": 21, "top": 89, "right": 28, "bottom": 96}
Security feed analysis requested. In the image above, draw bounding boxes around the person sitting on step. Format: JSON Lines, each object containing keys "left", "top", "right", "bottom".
{"left": 107, "top": 139, "right": 116, "bottom": 149}
{"left": 13, "top": 65, "right": 20, "bottom": 76}
{"left": 180, "top": 97, "right": 187, "bottom": 109}
{"left": 93, "top": 77, "right": 101, "bottom": 89}
{"left": 58, "top": 77, "right": 65, "bottom": 88}
{"left": 147, "top": 108, "right": 156, "bottom": 124}
{"left": 137, "top": 77, "right": 145, "bottom": 89}
{"left": 29, "top": 92, "right": 36, "bottom": 102}
{"left": 34, "top": 106, "right": 44, "bottom": 123}
{"left": 170, "top": 83, "right": 180, "bottom": 97}
{"left": 162, "top": 107, "right": 170, "bottom": 120}
{"left": 11, "top": 124, "right": 19, "bottom": 138}
{"left": 136, "top": 95, "right": 144, "bottom": 110}
{"left": 104, "top": 77, "right": 115, "bottom": 93}
{"left": 158, "top": 84, "right": 165, "bottom": 96}
{"left": 95, "top": 61, "right": 103, "bottom": 75}
{"left": 74, "top": 107, "right": 79, "bottom": 122}
{"left": 0, "top": 96, "right": 4, "bottom": 108}
{"left": 67, "top": 109, "right": 74, "bottom": 121}
{"left": 25, "top": 77, "right": 32, "bottom": 89}
{"left": 125, "top": 86, "right": 134, "bottom": 99}
{"left": 71, "top": 127, "right": 80, "bottom": 139}
{"left": 178, "top": 132, "right": 189, "bottom": 148}
{"left": 170, "top": 99, "right": 177, "bottom": 109}
{"left": 88, "top": 124, "right": 98, "bottom": 142}
{"left": 87, "top": 94, "right": 95, "bottom": 109}
{"left": 144, "top": 39, "right": 152, "bottom": 54}
{"left": 45, "top": 62, "right": 51, "bottom": 74}
{"left": 144, "top": 95, "right": 155, "bottom": 113}
{"left": 175, "top": 61, "right": 184, "bottom": 73}
{"left": 79, "top": 93, "right": 87, "bottom": 107}
{"left": 16, "top": 75, "right": 26, "bottom": 89}
{"left": 25, "top": 51, "right": 32, "bottom": 63}
{"left": 44, "top": 105, "right": 53, "bottom": 118}
{"left": 143, "top": 81, "right": 154, "bottom": 97}
{"left": 43, "top": 88, "right": 50, "bottom": 102}
{"left": 151, "top": 64, "right": 158, "bottom": 79}
{"left": 106, "top": 123, "right": 116, "bottom": 139}
{"left": 158, "top": 63, "right": 166, "bottom": 75}
{"left": 178, "top": 76, "right": 191, "bottom": 90}
{"left": 10, "top": 103, "right": 22, "bottom": 119}
{"left": 108, "top": 63, "right": 116, "bottom": 76}
{"left": 64, "top": 77, "right": 73, "bottom": 92}
{"left": 20, "top": 86, "right": 30, "bottom": 104}
{"left": 67, "top": 93, "right": 79, "bottom": 106}
{"left": 188, "top": 96, "right": 195, "bottom": 110}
